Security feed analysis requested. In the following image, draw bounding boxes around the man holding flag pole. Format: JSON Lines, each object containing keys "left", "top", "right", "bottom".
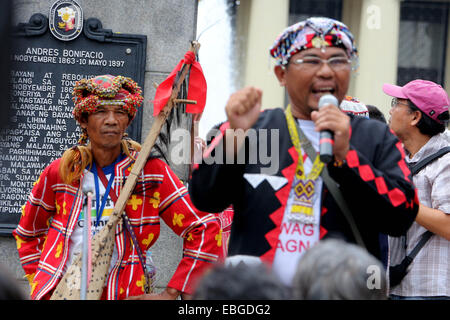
{"left": 14, "top": 42, "right": 221, "bottom": 300}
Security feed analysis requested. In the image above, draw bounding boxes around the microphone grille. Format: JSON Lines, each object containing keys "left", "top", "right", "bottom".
{"left": 318, "top": 94, "right": 338, "bottom": 108}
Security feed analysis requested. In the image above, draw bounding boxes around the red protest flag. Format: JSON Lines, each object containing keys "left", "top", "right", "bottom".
{"left": 153, "top": 51, "right": 207, "bottom": 116}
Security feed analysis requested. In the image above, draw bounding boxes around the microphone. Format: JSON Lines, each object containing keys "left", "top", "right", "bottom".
{"left": 318, "top": 94, "right": 338, "bottom": 164}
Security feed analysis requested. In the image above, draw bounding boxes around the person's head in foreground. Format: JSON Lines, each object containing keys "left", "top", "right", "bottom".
{"left": 292, "top": 239, "right": 387, "bottom": 300}
{"left": 193, "top": 258, "right": 289, "bottom": 300}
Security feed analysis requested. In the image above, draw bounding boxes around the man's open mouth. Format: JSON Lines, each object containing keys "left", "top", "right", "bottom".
{"left": 312, "top": 87, "right": 335, "bottom": 95}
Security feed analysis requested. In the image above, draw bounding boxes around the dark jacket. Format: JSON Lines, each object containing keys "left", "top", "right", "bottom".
{"left": 189, "top": 108, "right": 418, "bottom": 263}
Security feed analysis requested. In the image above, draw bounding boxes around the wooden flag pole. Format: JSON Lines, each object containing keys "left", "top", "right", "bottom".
{"left": 114, "top": 41, "right": 200, "bottom": 214}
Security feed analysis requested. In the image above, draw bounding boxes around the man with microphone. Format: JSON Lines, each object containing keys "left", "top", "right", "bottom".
{"left": 189, "top": 17, "right": 418, "bottom": 290}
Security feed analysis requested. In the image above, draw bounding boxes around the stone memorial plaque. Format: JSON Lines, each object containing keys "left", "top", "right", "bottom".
{"left": 0, "top": 12, "right": 146, "bottom": 234}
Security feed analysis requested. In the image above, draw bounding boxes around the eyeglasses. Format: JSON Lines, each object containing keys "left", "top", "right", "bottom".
{"left": 391, "top": 98, "right": 409, "bottom": 108}
{"left": 290, "top": 56, "right": 352, "bottom": 70}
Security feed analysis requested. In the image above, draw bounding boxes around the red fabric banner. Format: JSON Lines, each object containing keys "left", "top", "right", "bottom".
{"left": 153, "top": 51, "right": 207, "bottom": 116}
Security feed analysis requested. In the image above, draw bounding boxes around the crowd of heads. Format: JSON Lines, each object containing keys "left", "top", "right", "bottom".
{"left": 192, "top": 239, "right": 387, "bottom": 300}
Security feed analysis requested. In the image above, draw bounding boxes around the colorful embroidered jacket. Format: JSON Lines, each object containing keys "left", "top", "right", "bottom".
{"left": 14, "top": 152, "right": 221, "bottom": 300}
{"left": 189, "top": 108, "right": 419, "bottom": 264}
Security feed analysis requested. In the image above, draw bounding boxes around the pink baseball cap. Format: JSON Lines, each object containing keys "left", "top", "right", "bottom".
{"left": 382, "top": 79, "right": 449, "bottom": 124}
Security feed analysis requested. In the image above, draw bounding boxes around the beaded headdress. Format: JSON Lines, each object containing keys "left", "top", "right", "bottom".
{"left": 270, "top": 17, "right": 358, "bottom": 66}
{"left": 340, "top": 96, "right": 369, "bottom": 118}
{"left": 72, "top": 74, "right": 143, "bottom": 124}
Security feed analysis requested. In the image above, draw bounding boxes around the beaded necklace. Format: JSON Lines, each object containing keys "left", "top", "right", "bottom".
{"left": 285, "top": 105, "right": 324, "bottom": 224}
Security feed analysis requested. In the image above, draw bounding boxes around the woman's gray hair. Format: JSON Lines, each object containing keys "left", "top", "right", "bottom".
{"left": 292, "top": 239, "right": 387, "bottom": 300}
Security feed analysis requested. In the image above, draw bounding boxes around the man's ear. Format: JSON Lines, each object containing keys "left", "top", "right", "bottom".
{"left": 79, "top": 121, "right": 87, "bottom": 130}
{"left": 79, "top": 114, "right": 88, "bottom": 130}
{"left": 274, "top": 65, "right": 286, "bottom": 87}
{"left": 411, "top": 110, "right": 422, "bottom": 126}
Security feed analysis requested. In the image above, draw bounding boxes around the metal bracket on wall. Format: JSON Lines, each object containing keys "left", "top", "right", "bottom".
{"left": 14, "top": 13, "right": 48, "bottom": 36}
{"left": 84, "top": 17, "right": 113, "bottom": 42}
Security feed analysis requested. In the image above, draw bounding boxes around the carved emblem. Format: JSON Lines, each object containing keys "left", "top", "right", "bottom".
{"left": 49, "top": 0, "right": 83, "bottom": 41}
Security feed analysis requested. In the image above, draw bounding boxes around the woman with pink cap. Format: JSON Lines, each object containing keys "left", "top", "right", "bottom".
{"left": 384, "top": 79, "right": 450, "bottom": 300}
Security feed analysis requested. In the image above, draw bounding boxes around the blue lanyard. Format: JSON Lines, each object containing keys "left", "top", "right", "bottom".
{"left": 91, "top": 160, "right": 117, "bottom": 230}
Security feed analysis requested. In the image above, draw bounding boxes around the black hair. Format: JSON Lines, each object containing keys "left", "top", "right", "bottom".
{"left": 366, "top": 105, "right": 387, "bottom": 124}
{"left": 407, "top": 101, "right": 449, "bottom": 136}
{"left": 193, "top": 263, "right": 289, "bottom": 300}
{"left": 0, "top": 264, "right": 26, "bottom": 300}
